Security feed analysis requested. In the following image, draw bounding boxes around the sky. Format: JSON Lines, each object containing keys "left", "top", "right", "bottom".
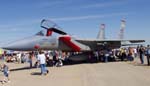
{"left": 0, "top": 0, "right": 150, "bottom": 46}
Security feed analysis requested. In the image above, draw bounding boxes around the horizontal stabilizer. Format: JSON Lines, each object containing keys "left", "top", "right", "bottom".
{"left": 129, "top": 40, "right": 145, "bottom": 43}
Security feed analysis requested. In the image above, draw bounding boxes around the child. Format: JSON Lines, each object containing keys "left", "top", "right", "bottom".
{"left": 1, "top": 62, "right": 10, "bottom": 84}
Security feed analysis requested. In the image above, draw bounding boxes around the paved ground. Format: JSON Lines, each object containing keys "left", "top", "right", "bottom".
{"left": 0, "top": 58, "right": 150, "bottom": 86}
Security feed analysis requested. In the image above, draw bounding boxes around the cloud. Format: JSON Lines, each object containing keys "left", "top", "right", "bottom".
{"left": 0, "top": 12, "right": 130, "bottom": 32}
{"left": 35, "top": 0, "right": 71, "bottom": 8}
{"left": 51, "top": 12, "right": 129, "bottom": 21}
{"left": 80, "top": 1, "right": 128, "bottom": 9}
{"left": 0, "top": 19, "right": 40, "bottom": 31}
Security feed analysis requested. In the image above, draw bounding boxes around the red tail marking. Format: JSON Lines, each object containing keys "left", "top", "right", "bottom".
{"left": 59, "top": 36, "right": 81, "bottom": 52}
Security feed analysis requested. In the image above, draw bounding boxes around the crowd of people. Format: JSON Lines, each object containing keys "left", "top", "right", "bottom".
{"left": 1, "top": 45, "right": 150, "bottom": 67}
{"left": 0, "top": 45, "right": 150, "bottom": 84}
{"left": 0, "top": 45, "right": 150, "bottom": 67}
{"left": 85, "top": 45, "right": 150, "bottom": 66}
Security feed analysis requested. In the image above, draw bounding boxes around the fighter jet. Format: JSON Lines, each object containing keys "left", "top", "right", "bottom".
{"left": 2, "top": 19, "right": 145, "bottom": 61}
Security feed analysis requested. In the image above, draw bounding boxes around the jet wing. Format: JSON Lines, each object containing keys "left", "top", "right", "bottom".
{"left": 126, "top": 40, "right": 145, "bottom": 43}
{"left": 120, "top": 40, "right": 145, "bottom": 46}
{"left": 76, "top": 39, "right": 145, "bottom": 43}
{"left": 75, "top": 39, "right": 145, "bottom": 50}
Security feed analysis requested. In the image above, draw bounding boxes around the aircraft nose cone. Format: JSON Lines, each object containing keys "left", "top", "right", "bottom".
{"left": 2, "top": 39, "right": 34, "bottom": 51}
{"left": 2, "top": 42, "right": 24, "bottom": 50}
{"left": 3, "top": 44, "right": 16, "bottom": 49}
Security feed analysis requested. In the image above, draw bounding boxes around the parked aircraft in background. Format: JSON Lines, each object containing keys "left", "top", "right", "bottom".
{"left": 2, "top": 19, "right": 145, "bottom": 61}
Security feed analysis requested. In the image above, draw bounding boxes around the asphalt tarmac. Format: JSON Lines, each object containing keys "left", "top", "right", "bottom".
{"left": 0, "top": 58, "right": 150, "bottom": 86}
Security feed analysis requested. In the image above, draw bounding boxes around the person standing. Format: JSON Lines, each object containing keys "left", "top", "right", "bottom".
{"left": 104, "top": 49, "right": 109, "bottom": 62}
{"left": 37, "top": 50, "right": 48, "bottom": 75}
{"left": 17, "top": 52, "right": 22, "bottom": 63}
{"left": 128, "top": 47, "right": 134, "bottom": 61}
{"left": 1, "top": 62, "right": 10, "bottom": 84}
{"left": 139, "top": 45, "right": 145, "bottom": 64}
{"left": 28, "top": 52, "right": 33, "bottom": 68}
{"left": 146, "top": 45, "right": 150, "bottom": 66}
{"left": 133, "top": 48, "right": 138, "bottom": 58}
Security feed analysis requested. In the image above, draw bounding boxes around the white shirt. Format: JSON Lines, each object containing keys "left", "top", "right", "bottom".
{"left": 134, "top": 48, "right": 137, "bottom": 54}
{"left": 17, "top": 53, "right": 21, "bottom": 59}
{"left": 38, "top": 54, "right": 46, "bottom": 64}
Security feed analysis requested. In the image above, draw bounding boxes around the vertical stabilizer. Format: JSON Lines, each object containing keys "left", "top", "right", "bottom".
{"left": 119, "top": 19, "right": 126, "bottom": 39}
{"left": 97, "top": 24, "right": 105, "bottom": 39}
